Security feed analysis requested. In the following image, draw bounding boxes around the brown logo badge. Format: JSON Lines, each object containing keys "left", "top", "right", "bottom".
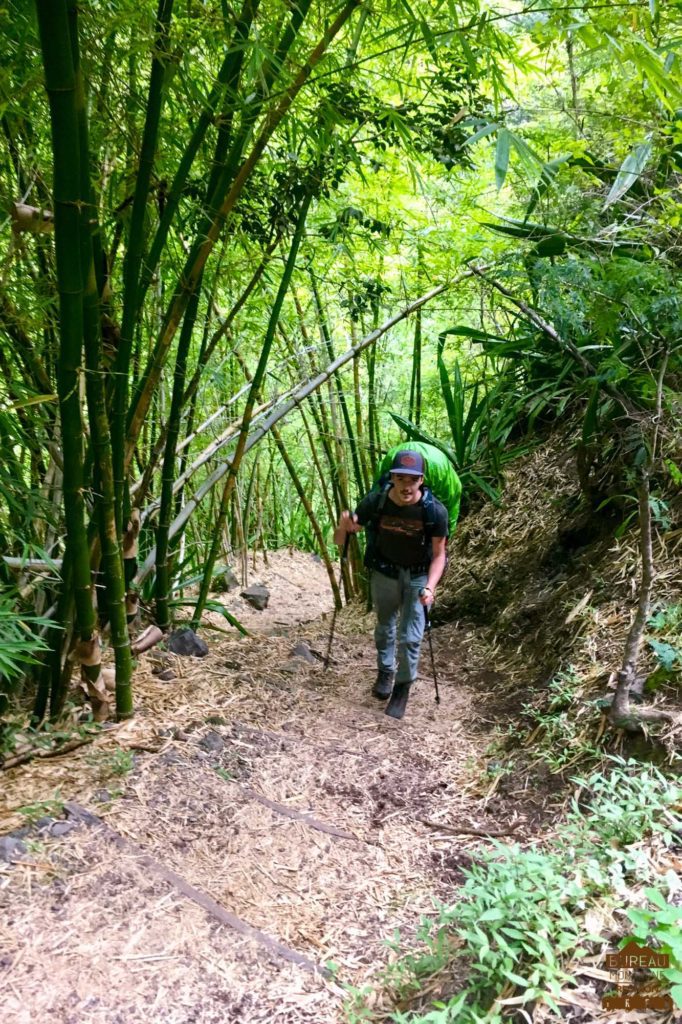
{"left": 602, "top": 941, "right": 674, "bottom": 1012}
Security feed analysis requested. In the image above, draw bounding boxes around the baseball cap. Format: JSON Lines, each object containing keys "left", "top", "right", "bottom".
{"left": 389, "top": 450, "right": 425, "bottom": 476}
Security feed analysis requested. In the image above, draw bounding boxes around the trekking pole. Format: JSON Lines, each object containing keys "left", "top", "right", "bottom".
{"left": 420, "top": 593, "right": 440, "bottom": 705}
{"left": 324, "top": 533, "right": 350, "bottom": 670}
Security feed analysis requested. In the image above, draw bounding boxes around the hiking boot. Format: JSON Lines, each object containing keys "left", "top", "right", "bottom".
{"left": 385, "top": 681, "right": 412, "bottom": 719}
{"left": 372, "top": 669, "right": 394, "bottom": 700}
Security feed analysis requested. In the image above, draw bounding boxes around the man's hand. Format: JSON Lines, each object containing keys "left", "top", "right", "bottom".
{"left": 333, "top": 510, "right": 361, "bottom": 545}
{"left": 419, "top": 586, "right": 434, "bottom": 607}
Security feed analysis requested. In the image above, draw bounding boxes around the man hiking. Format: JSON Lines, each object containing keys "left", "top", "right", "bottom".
{"left": 333, "top": 449, "right": 448, "bottom": 720}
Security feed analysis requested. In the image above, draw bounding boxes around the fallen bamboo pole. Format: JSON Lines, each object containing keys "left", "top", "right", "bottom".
{"left": 136, "top": 279, "right": 461, "bottom": 584}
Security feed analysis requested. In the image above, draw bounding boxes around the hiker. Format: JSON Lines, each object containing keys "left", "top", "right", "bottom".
{"left": 333, "top": 449, "right": 448, "bottom": 720}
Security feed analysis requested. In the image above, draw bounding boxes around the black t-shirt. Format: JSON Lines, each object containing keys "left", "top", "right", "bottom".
{"left": 355, "top": 489, "right": 448, "bottom": 569}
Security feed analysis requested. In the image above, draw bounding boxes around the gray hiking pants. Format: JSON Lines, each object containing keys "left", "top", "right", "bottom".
{"left": 371, "top": 567, "right": 428, "bottom": 684}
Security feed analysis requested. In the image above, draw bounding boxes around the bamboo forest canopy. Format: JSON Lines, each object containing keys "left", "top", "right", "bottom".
{"left": 1, "top": 0, "right": 681, "bottom": 720}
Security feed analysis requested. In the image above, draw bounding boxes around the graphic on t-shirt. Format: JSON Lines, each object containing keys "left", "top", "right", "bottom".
{"left": 379, "top": 515, "right": 426, "bottom": 540}
{"left": 377, "top": 512, "right": 428, "bottom": 566}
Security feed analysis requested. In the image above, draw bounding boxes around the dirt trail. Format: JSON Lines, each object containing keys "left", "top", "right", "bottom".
{"left": 0, "top": 553, "right": 535, "bottom": 1024}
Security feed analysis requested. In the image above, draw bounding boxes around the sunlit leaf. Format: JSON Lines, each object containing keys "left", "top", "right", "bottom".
{"left": 603, "top": 139, "right": 653, "bottom": 208}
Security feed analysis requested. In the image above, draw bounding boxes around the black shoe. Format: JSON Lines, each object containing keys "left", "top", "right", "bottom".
{"left": 372, "top": 669, "right": 394, "bottom": 700}
{"left": 385, "top": 681, "right": 412, "bottom": 719}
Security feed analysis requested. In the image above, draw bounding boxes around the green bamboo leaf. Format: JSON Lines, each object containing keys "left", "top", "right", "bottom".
{"left": 464, "top": 121, "right": 499, "bottom": 147}
{"left": 495, "top": 128, "right": 510, "bottom": 188}
{"left": 603, "top": 139, "right": 653, "bottom": 208}
{"left": 482, "top": 219, "right": 563, "bottom": 241}
{"left": 504, "top": 969, "right": 531, "bottom": 987}
{"left": 478, "top": 907, "right": 505, "bottom": 921}
{"left": 3, "top": 394, "right": 58, "bottom": 411}
{"left": 419, "top": 18, "right": 439, "bottom": 61}
{"left": 437, "top": 352, "right": 461, "bottom": 457}
{"left": 508, "top": 131, "right": 542, "bottom": 176}
{"left": 440, "top": 326, "right": 508, "bottom": 344}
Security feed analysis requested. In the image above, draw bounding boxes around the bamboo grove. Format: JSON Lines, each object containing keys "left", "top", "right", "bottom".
{"left": 1, "top": 0, "right": 681, "bottom": 723}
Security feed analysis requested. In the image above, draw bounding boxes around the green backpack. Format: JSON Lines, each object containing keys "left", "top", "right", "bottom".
{"left": 376, "top": 442, "right": 462, "bottom": 532}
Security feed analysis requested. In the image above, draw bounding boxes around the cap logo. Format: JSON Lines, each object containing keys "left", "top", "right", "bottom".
{"left": 399, "top": 454, "right": 417, "bottom": 467}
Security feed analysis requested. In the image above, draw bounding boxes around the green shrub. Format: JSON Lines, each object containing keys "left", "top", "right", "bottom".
{"left": 347, "top": 759, "right": 682, "bottom": 1024}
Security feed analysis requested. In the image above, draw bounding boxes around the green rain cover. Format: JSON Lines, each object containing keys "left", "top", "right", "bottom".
{"left": 377, "top": 442, "right": 462, "bottom": 531}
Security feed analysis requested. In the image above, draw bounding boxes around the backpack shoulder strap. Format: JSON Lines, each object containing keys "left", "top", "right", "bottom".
{"left": 421, "top": 487, "right": 437, "bottom": 530}
{"left": 376, "top": 479, "right": 391, "bottom": 515}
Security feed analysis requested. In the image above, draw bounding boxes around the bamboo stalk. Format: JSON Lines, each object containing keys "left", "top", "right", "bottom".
{"left": 35, "top": 0, "right": 100, "bottom": 714}
{"left": 70, "top": 2, "right": 134, "bottom": 718}
{"left": 310, "top": 270, "right": 364, "bottom": 495}
{"left": 137, "top": 0, "right": 261, "bottom": 314}
{"left": 112, "top": 0, "right": 175, "bottom": 534}
{"left": 271, "top": 425, "right": 342, "bottom": 607}
{"left": 154, "top": 287, "right": 202, "bottom": 631}
{"left": 286, "top": 301, "right": 348, "bottom": 512}
{"left": 351, "top": 325, "right": 371, "bottom": 491}
{"left": 127, "top": 0, "right": 314, "bottom": 458}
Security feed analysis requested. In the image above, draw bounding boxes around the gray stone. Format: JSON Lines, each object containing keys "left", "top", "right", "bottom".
{"left": 159, "top": 750, "right": 185, "bottom": 766}
{"left": 167, "top": 627, "right": 208, "bottom": 658}
{"left": 291, "top": 642, "right": 317, "bottom": 664}
{"left": 223, "top": 567, "right": 240, "bottom": 591}
{"left": 157, "top": 669, "right": 177, "bottom": 681}
{"left": 241, "top": 585, "right": 270, "bottom": 611}
{"left": 34, "top": 816, "right": 56, "bottom": 831}
{"left": 0, "top": 836, "right": 27, "bottom": 862}
{"left": 212, "top": 567, "right": 240, "bottom": 593}
{"left": 199, "top": 730, "right": 224, "bottom": 753}
{"left": 280, "top": 656, "right": 313, "bottom": 674}
{"left": 50, "top": 820, "right": 78, "bottom": 838}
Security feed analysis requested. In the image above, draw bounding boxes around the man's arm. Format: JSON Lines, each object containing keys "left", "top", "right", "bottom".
{"left": 333, "top": 493, "right": 375, "bottom": 545}
{"left": 419, "top": 535, "right": 447, "bottom": 606}
{"left": 333, "top": 509, "right": 363, "bottom": 545}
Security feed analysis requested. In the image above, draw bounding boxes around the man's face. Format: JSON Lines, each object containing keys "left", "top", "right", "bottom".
{"left": 390, "top": 472, "right": 423, "bottom": 505}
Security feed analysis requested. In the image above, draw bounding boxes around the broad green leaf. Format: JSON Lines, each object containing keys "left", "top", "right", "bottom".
{"left": 478, "top": 907, "right": 505, "bottom": 921}
{"left": 464, "top": 121, "right": 499, "bottom": 146}
{"left": 603, "top": 139, "right": 653, "bottom": 208}
{"left": 495, "top": 128, "right": 510, "bottom": 188}
{"left": 508, "top": 131, "right": 542, "bottom": 177}
{"left": 504, "top": 969, "right": 531, "bottom": 987}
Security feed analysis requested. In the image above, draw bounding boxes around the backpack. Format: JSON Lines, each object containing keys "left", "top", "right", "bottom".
{"left": 364, "top": 443, "right": 461, "bottom": 576}
{"left": 376, "top": 442, "right": 462, "bottom": 531}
